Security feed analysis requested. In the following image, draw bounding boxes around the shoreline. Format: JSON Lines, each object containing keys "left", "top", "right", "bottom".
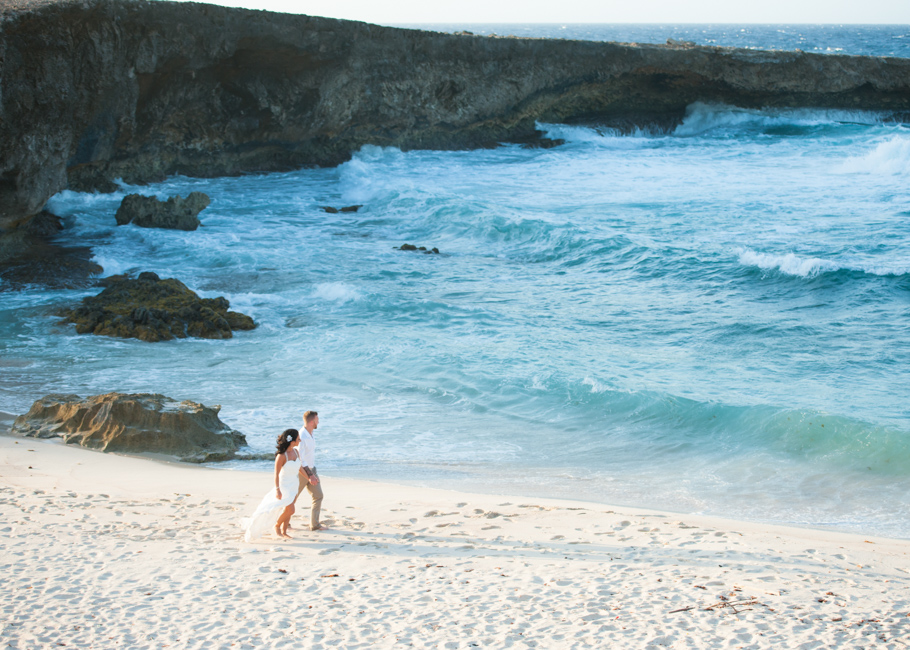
{"left": 2, "top": 435, "right": 908, "bottom": 648}
{"left": 4, "top": 424, "right": 907, "bottom": 543}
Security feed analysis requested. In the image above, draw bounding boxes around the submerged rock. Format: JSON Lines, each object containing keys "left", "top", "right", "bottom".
{"left": 115, "top": 192, "right": 210, "bottom": 231}
{"left": 320, "top": 205, "right": 362, "bottom": 214}
{"left": 59, "top": 271, "right": 256, "bottom": 342}
{"left": 398, "top": 244, "right": 440, "bottom": 254}
{"left": 12, "top": 393, "right": 247, "bottom": 462}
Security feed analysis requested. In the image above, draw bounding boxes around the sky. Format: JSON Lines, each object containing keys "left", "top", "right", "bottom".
{"left": 180, "top": 0, "right": 910, "bottom": 25}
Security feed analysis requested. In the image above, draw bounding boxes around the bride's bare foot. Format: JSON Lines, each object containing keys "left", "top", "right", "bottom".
{"left": 275, "top": 525, "right": 291, "bottom": 539}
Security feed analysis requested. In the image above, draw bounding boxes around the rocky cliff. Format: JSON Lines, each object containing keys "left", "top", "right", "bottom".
{"left": 2, "top": 0, "right": 909, "bottom": 234}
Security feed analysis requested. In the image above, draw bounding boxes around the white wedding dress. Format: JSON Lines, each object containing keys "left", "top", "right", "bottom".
{"left": 242, "top": 451, "right": 302, "bottom": 542}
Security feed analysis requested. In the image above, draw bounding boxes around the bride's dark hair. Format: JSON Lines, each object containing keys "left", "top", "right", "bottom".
{"left": 276, "top": 428, "right": 300, "bottom": 454}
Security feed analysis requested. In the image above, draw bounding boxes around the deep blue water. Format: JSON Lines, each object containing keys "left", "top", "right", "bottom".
{"left": 2, "top": 26, "right": 909, "bottom": 537}
{"left": 398, "top": 23, "right": 910, "bottom": 58}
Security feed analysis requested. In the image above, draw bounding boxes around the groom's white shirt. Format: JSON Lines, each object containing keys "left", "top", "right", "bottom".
{"left": 300, "top": 429, "right": 316, "bottom": 470}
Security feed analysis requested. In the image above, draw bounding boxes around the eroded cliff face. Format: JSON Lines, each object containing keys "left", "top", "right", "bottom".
{"left": 1, "top": 0, "right": 909, "bottom": 232}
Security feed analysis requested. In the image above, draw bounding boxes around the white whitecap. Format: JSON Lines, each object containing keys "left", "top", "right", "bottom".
{"left": 337, "top": 145, "right": 406, "bottom": 203}
{"left": 89, "top": 255, "right": 138, "bottom": 277}
{"left": 312, "top": 282, "right": 361, "bottom": 303}
{"left": 839, "top": 136, "right": 910, "bottom": 176}
{"left": 737, "top": 249, "right": 839, "bottom": 278}
{"left": 582, "top": 376, "right": 610, "bottom": 394}
{"left": 738, "top": 248, "right": 910, "bottom": 278}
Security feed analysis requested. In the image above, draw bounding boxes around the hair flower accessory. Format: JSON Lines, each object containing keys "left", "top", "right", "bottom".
{"left": 286, "top": 434, "right": 293, "bottom": 441}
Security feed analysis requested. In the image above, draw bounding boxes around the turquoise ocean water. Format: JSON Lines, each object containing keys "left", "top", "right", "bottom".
{"left": 2, "top": 25, "right": 909, "bottom": 537}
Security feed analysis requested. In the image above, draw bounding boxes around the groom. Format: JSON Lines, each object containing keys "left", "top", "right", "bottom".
{"left": 294, "top": 410, "right": 326, "bottom": 531}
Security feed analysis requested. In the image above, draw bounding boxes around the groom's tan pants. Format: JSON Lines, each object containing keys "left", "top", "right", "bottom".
{"left": 295, "top": 470, "right": 323, "bottom": 530}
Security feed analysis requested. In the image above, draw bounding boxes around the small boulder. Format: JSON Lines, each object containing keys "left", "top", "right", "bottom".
{"left": 58, "top": 271, "right": 256, "bottom": 342}
{"left": 115, "top": 192, "right": 211, "bottom": 231}
{"left": 12, "top": 393, "right": 247, "bottom": 462}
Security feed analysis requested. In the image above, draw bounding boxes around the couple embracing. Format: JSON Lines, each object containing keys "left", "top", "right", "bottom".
{"left": 243, "top": 410, "right": 326, "bottom": 542}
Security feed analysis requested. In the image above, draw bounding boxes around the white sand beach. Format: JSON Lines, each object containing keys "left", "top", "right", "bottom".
{"left": 1, "top": 434, "right": 908, "bottom": 649}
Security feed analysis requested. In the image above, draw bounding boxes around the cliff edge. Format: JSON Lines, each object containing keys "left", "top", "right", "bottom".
{"left": 2, "top": 0, "right": 909, "bottom": 233}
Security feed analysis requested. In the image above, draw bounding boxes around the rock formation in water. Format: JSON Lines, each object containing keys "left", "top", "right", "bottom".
{"left": 320, "top": 205, "right": 362, "bottom": 214}
{"left": 398, "top": 244, "right": 440, "bottom": 254}
{"left": 0, "top": 209, "right": 103, "bottom": 288}
{"left": 1, "top": 0, "right": 909, "bottom": 241}
{"left": 115, "top": 192, "right": 210, "bottom": 230}
{"left": 11, "top": 392, "right": 248, "bottom": 462}
{"left": 59, "top": 271, "right": 256, "bottom": 341}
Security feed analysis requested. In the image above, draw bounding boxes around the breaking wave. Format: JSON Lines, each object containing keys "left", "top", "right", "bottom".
{"left": 737, "top": 248, "right": 910, "bottom": 278}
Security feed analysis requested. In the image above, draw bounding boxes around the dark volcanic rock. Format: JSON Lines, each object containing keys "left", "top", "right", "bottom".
{"left": 320, "top": 205, "right": 362, "bottom": 214}
{"left": 1, "top": 0, "right": 909, "bottom": 233}
{"left": 21, "top": 209, "right": 63, "bottom": 237}
{"left": 0, "top": 210, "right": 103, "bottom": 289}
{"left": 115, "top": 192, "right": 210, "bottom": 230}
{"left": 11, "top": 392, "right": 247, "bottom": 462}
{"left": 59, "top": 271, "right": 256, "bottom": 342}
{"left": 398, "top": 244, "right": 440, "bottom": 254}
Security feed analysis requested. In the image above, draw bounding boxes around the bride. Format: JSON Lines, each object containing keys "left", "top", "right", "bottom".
{"left": 242, "top": 429, "right": 303, "bottom": 541}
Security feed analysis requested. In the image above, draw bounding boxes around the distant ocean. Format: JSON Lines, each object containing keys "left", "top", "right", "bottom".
{"left": 2, "top": 25, "right": 909, "bottom": 537}
{"left": 397, "top": 23, "right": 910, "bottom": 58}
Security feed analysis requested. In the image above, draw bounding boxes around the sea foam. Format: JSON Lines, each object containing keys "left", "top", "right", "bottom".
{"left": 312, "top": 282, "right": 362, "bottom": 303}
{"left": 840, "top": 136, "right": 910, "bottom": 175}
